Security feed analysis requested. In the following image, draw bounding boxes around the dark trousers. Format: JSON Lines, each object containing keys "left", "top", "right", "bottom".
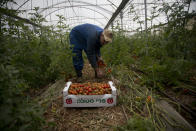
{"left": 69, "top": 31, "right": 87, "bottom": 77}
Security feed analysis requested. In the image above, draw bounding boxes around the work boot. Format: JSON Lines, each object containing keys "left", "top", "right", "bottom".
{"left": 94, "top": 69, "right": 98, "bottom": 78}
{"left": 75, "top": 70, "right": 83, "bottom": 83}
{"left": 76, "top": 70, "right": 82, "bottom": 77}
{"left": 76, "top": 77, "right": 83, "bottom": 83}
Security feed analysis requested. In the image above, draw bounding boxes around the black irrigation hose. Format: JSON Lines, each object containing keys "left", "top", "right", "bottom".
{"left": 130, "top": 66, "right": 196, "bottom": 96}
{"left": 179, "top": 80, "right": 196, "bottom": 95}
{"left": 130, "top": 66, "right": 196, "bottom": 118}
{"left": 158, "top": 89, "right": 196, "bottom": 119}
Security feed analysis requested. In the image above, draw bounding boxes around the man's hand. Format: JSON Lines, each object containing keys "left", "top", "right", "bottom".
{"left": 95, "top": 67, "right": 105, "bottom": 78}
{"left": 97, "top": 57, "right": 106, "bottom": 67}
{"left": 95, "top": 56, "right": 106, "bottom": 78}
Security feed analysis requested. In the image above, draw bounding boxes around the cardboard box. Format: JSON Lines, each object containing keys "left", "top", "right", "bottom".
{"left": 63, "top": 81, "right": 117, "bottom": 107}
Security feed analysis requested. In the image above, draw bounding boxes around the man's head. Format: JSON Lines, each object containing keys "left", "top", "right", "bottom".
{"left": 100, "top": 29, "right": 113, "bottom": 45}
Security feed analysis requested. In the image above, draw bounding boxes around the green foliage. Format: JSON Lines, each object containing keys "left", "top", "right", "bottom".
{"left": 144, "top": 57, "right": 191, "bottom": 85}
{"left": 102, "top": 33, "right": 134, "bottom": 66}
{"left": 0, "top": 7, "right": 73, "bottom": 130}
{"left": 0, "top": 65, "right": 44, "bottom": 130}
{"left": 102, "top": 1, "right": 196, "bottom": 130}
{"left": 103, "top": 1, "right": 196, "bottom": 89}
{"left": 48, "top": 35, "right": 74, "bottom": 80}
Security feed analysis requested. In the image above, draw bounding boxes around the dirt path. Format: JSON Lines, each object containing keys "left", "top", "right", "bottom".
{"left": 43, "top": 61, "right": 127, "bottom": 131}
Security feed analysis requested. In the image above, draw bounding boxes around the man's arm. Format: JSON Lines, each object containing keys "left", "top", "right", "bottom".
{"left": 86, "top": 37, "right": 105, "bottom": 78}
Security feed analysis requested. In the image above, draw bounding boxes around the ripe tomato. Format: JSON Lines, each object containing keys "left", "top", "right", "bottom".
{"left": 146, "top": 96, "right": 151, "bottom": 103}
{"left": 68, "top": 82, "right": 112, "bottom": 95}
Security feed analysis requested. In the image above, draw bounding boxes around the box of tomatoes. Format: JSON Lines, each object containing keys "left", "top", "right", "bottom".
{"left": 63, "top": 81, "right": 117, "bottom": 107}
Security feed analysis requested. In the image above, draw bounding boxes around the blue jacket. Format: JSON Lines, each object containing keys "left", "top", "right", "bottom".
{"left": 70, "top": 23, "right": 103, "bottom": 68}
